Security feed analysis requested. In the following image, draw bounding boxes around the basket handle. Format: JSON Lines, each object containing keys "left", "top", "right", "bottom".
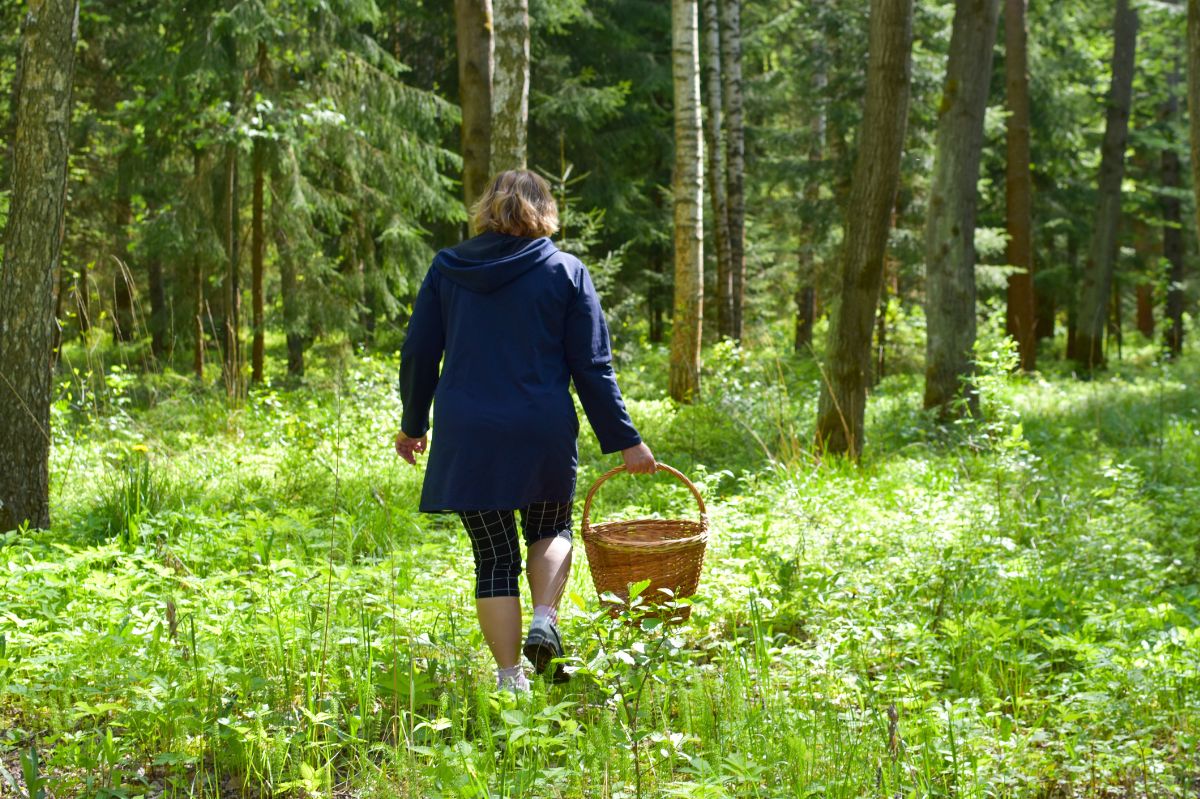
{"left": 580, "top": 462, "right": 707, "bottom": 530}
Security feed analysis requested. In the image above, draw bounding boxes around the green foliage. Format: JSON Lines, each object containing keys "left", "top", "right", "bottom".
{"left": 3, "top": 343, "right": 1198, "bottom": 796}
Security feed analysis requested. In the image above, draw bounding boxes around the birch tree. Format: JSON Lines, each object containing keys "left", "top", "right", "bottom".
{"left": 492, "top": 0, "right": 529, "bottom": 172}
{"left": 670, "top": 0, "right": 705, "bottom": 403}
{"left": 923, "top": 0, "right": 1002, "bottom": 415}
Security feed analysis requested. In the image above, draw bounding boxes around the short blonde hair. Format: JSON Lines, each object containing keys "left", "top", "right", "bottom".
{"left": 471, "top": 170, "right": 560, "bottom": 238}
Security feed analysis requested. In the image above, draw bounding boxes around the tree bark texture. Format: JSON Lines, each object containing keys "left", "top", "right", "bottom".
{"left": 113, "top": 151, "right": 135, "bottom": 342}
{"left": 0, "top": 0, "right": 80, "bottom": 531}
{"left": 273, "top": 154, "right": 306, "bottom": 377}
{"left": 147, "top": 256, "right": 166, "bottom": 359}
{"left": 1167, "top": 46, "right": 1188, "bottom": 356}
{"left": 251, "top": 138, "right": 266, "bottom": 384}
{"left": 491, "top": 0, "right": 528, "bottom": 172}
{"left": 456, "top": 0, "right": 494, "bottom": 219}
{"left": 192, "top": 149, "right": 206, "bottom": 381}
{"left": 719, "top": 0, "right": 745, "bottom": 340}
{"left": 702, "top": 0, "right": 734, "bottom": 339}
{"left": 1004, "top": 0, "right": 1036, "bottom": 371}
{"left": 923, "top": 0, "right": 1001, "bottom": 416}
{"left": 669, "top": 0, "right": 705, "bottom": 403}
{"left": 222, "top": 144, "right": 242, "bottom": 395}
{"left": 814, "top": 0, "right": 914, "bottom": 458}
{"left": 1075, "top": 0, "right": 1138, "bottom": 372}
{"left": 797, "top": 55, "right": 828, "bottom": 354}
{"left": 1136, "top": 283, "right": 1154, "bottom": 336}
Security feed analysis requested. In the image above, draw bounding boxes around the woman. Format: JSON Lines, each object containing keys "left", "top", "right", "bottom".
{"left": 395, "top": 170, "right": 655, "bottom": 692}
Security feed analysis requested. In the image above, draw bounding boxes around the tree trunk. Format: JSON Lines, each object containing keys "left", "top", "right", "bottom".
{"left": 455, "top": 0, "right": 494, "bottom": 219}
{"left": 491, "top": 0, "right": 528, "bottom": 172}
{"left": 719, "top": 0, "right": 745, "bottom": 340}
{"left": 1065, "top": 233, "right": 1080, "bottom": 360}
{"left": 113, "top": 150, "right": 135, "bottom": 342}
{"left": 1075, "top": 0, "right": 1138, "bottom": 372}
{"left": 702, "top": 0, "right": 733, "bottom": 339}
{"left": 814, "top": 0, "right": 914, "bottom": 458}
{"left": 273, "top": 155, "right": 305, "bottom": 377}
{"left": 222, "top": 143, "right": 242, "bottom": 395}
{"left": 77, "top": 258, "right": 90, "bottom": 333}
{"left": 192, "top": 149, "right": 206, "bottom": 381}
{"left": 795, "top": 283, "right": 816, "bottom": 353}
{"left": 1166, "top": 48, "right": 1187, "bottom": 356}
{"left": 1004, "top": 0, "right": 1037, "bottom": 372}
{"left": 1034, "top": 231, "right": 1055, "bottom": 340}
{"left": 649, "top": 255, "right": 665, "bottom": 344}
{"left": 147, "top": 257, "right": 166, "bottom": 360}
{"left": 251, "top": 138, "right": 266, "bottom": 384}
{"left": 796, "top": 51, "right": 827, "bottom": 355}
{"left": 0, "top": 0, "right": 80, "bottom": 532}
{"left": 669, "top": 0, "right": 704, "bottom": 403}
{"left": 1135, "top": 283, "right": 1154, "bottom": 336}
{"left": 922, "top": 0, "right": 1001, "bottom": 416}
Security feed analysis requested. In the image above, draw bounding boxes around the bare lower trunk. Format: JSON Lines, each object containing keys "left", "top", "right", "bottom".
{"left": 702, "top": 0, "right": 733, "bottom": 338}
{"left": 814, "top": 0, "right": 914, "bottom": 458}
{"left": 1075, "top": 0, "right": 1138, "bottom": 372}
{"left": 1135, "top": 283, "right": 1154, "bottom": 337}
{"left": 273, "top": 154, "right": 306, "bottom": 377}
{"left": 222, "top": 144, "right": 242, "bottom": 395}
{"left": 491, "top": 0, "right": 528, "bottom": 172}
{"left": 113, "top": 151, "right": 135, "bottom": 342}
{"left": 1166, "top": 47, "right": 1187, "bottom": 356}
{"left": 669, "top": 0, "right": 704, "bottom": 402}
{"left": 923, "top": 0, "right": 1001, "bottom": 416}
{"left": 719, "top": 0, "right": 745, "bottom": 340}
{"left": 455, "top": 0, "right": 494, "bottom": 219}
{"left": 251, "top": 138, "right": 265, "bottom": 384}
{"left": 795, "top": 283, "right": 816, "bottom": 353}
{"left": 1004, "top": 0, "right": 1036, "bottom": 371}
{"left": 148, "top": 257, "right": 166, "bottom": 359}
{"left": 796, "top": 51, "right": 827, "bottom": 355}
{"left": 0, "top": 0, "right": 80, "bottom": 531}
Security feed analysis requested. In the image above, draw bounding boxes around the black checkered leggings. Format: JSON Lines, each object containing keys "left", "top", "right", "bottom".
{"left": 457, "top": 501, "right": 574, "bottom": 598}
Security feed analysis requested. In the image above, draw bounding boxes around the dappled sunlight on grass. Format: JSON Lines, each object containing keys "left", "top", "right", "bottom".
{"left": 2, "top": 346, "right": 1198, "bottom": 796}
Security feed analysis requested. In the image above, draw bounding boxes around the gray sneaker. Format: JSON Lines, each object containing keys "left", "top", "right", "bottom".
{"left": 523, "top": 617, "right": 569, "bottom": 683}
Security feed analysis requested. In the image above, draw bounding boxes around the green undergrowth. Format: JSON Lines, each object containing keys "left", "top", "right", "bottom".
{"left": 2, "top": 339, "right": 1198, "bottom": 798}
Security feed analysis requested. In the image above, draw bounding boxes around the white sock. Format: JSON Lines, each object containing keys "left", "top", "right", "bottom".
{"left": 533, "top": 604, "right": 557, "bottom": 625}
{"left": 496, "top": 664, "right": 529, "bottom": 691}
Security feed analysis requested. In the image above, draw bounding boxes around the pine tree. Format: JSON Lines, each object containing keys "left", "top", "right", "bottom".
{"left": 1076, "top": 0, "right": 1138, "bottom": 371}
{"left": 814, "top": 0, "right": 914, "bottom": 458}
{"left": 923, "top": 0, "right": 1002, "bottom": 415}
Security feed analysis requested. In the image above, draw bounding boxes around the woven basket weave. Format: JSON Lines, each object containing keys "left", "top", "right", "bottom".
{"left": 580, "top": 463, "right": 708, "bottom": 621}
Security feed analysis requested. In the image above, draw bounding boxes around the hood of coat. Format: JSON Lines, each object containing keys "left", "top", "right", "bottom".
{"left": 433, "top": 232, "right": 558, "bottom": 293}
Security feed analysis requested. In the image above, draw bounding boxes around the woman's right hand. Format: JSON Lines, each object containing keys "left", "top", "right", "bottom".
{"left": 621, "top": 442, "right": 656, "bottom": 474}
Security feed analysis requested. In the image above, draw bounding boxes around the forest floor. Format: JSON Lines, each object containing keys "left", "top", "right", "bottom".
{"left": 1, "top": 334, "right": 1198, "bottom": 798}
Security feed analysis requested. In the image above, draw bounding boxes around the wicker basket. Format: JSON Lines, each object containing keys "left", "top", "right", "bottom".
{"left": 580, "top": 463, "right": 709, "bottom": 621}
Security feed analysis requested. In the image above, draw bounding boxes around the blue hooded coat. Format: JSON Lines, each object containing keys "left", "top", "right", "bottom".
{"left": 399, "top": 232, "right": 642, "bottom": 513}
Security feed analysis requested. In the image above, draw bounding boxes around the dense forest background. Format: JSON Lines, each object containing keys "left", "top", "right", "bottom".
{"left": 0, "top": 0, "right": 1193, "bottom": 402}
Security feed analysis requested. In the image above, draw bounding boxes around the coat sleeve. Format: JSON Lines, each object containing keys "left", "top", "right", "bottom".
{"left": 398, "top": 267, "right": 444, "bottom": 437}
{"left": 564, "top": 265, "right": 642, "bottom": 454}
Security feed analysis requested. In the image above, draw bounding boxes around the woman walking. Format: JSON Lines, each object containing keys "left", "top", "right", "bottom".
{"left": 395, "top": 170, "right": 656, "bottom": 691}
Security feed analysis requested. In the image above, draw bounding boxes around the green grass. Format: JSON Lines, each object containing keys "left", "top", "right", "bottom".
{"left": 2, "top": 334, "right": 1198, "bottom": 797}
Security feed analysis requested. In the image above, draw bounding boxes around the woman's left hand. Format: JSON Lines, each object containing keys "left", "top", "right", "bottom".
{"left": 395, "top": 430, "right": 428, "bottom": 465}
